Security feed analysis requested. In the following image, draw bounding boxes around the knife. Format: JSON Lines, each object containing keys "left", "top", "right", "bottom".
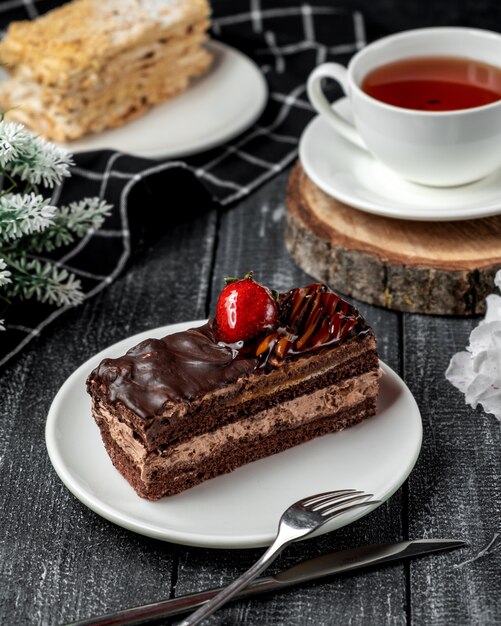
{"left": 66, "top": 539, "right": 465, "bottom": 626}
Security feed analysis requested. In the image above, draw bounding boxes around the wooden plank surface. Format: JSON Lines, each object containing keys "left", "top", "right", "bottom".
{"left": 404, "top": 314, "right": 501, "bottom": 625}
{"left": 0, "top": 168, "right": 500, "bottom": 625}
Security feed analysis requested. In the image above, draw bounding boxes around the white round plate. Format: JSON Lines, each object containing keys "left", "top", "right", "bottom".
{"left": 46, "top": 320, "right": 422, "bottom": 549}
{"left": 300, "top": 98, "right": 501, "bottom": 221}
{"left": 0, "top": 41, "right": 267, "bottom": 159}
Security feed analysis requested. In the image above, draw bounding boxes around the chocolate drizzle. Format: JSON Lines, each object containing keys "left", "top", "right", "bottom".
{"left": 89, "top": 283, "right": 371, "bottom": 415}
{"left": 252, "top": 283, "right": 369, "bottom": 368}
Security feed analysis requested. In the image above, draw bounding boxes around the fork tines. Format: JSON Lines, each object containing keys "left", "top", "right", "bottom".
{"left": 303, "top": 490, "right": 375, "bottom": 514}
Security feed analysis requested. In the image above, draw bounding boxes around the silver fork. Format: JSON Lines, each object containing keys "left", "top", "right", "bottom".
{"left": 180, "top": 489, "right": 378, "bottom": 626}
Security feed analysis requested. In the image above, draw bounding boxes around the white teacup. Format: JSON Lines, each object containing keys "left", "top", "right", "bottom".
{"left": 307, "top": 27, "right": 501, "bottom": 187}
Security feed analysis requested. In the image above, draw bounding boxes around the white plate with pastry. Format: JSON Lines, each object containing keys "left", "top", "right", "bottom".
{"left": 0, "top": 41, "right": 267, "bottom": 158}
{"left": 46, "top": 320, "right": 422, "bottom": 549}
{"left": 0, "top": 0, "right": 267, "bottom": 157}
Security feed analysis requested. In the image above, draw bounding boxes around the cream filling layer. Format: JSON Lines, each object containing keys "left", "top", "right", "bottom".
{"left": 95, "top": 370, "right": 381, "bottom": 482}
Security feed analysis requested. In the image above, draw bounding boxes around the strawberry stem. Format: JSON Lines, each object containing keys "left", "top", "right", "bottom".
{"left": 224, "top": 271, "right": 254, "bottom": 285}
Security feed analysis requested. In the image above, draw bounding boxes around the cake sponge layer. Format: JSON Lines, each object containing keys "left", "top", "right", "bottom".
{"left": 94, "top": 373, "right": 380, "bottom": 499}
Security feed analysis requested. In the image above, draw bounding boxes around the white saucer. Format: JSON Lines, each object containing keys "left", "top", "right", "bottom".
{"left": 300, "top": 98, "right": 501, "bottom": 221}
{"left": 0, "top": 42, "right": 267, "bottom": 159}
{"left": 45, "top": 320, "right": 422, "bottom": 549}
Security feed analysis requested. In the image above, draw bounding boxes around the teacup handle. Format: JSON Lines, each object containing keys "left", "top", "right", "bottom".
{"left": 307, "top": 63, "right": 367, "bottom": 150}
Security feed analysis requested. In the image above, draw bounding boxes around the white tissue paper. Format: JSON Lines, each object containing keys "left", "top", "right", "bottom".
{"left": 446, "top": 270, "right": 501, "bottom": 421}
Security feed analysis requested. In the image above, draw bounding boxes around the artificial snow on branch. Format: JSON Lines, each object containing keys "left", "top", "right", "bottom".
{"left": 0, "top": 118, "right": 112, "bottom": 321}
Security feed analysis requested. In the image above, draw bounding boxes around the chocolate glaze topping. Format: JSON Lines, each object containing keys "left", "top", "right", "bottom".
{"left": 89, "top": 283, "right": 371, "bottom": 417}
{"left": 91, "top": 324, "right": 258, "bottom": 417}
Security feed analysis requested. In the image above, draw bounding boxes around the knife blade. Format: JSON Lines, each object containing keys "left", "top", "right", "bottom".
{"left": 66, "top": 539, "right": 465, "bottom": 626}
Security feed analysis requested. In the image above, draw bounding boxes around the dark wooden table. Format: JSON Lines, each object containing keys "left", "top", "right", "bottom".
{"left": 1, "top": 165, "right": 500, "bottom": 625}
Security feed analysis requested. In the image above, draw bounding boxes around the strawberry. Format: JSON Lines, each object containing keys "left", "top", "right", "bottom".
{"left": 215, "top": 272, "right": 278, "bottom": 343}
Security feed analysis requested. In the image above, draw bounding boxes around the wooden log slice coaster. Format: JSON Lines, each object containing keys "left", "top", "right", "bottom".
{"left": 285, "top": 162, "right": 501, "bottom": 315}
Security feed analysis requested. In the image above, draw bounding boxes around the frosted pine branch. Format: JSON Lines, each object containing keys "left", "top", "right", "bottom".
{"left": 0, "top": 120, "right": 73, "bottom": 188}
{"left": 3, "top": 255, "right": 83, "bottom": 306}
{"left": 0, "top": 257, "right": 11, "bottom": 286}
{"left": 0, "top": 122, "right": 31, "bottom": 168}
{"left": 0, "top": 193, "right": 57, "bottom": 240}
{"left": 30, "top": 197, "right": 112, "bottom": 252}
{"left": 0, "top": 119, "right": 113, "bottom": 325}
{"left": 59, "top": 197, "right": 112, "bottom": 235}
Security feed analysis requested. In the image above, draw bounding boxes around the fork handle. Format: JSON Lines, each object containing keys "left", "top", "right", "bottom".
{"left": 179, "top": 536, "right": 288, "bottom": 626}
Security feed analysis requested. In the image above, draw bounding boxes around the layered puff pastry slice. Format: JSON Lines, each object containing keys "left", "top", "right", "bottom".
{"left": 0, "top": 0, "right": 212, "bottom": 141}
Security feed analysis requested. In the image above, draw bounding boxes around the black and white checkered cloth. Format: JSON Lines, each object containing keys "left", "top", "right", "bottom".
{"left": 0, "top": 0, "right": 365, "bottom": 367}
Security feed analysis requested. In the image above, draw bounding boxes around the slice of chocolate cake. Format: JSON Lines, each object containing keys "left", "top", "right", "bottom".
{"left": 87, "top": 280, "right": 381, "bottom": 500}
